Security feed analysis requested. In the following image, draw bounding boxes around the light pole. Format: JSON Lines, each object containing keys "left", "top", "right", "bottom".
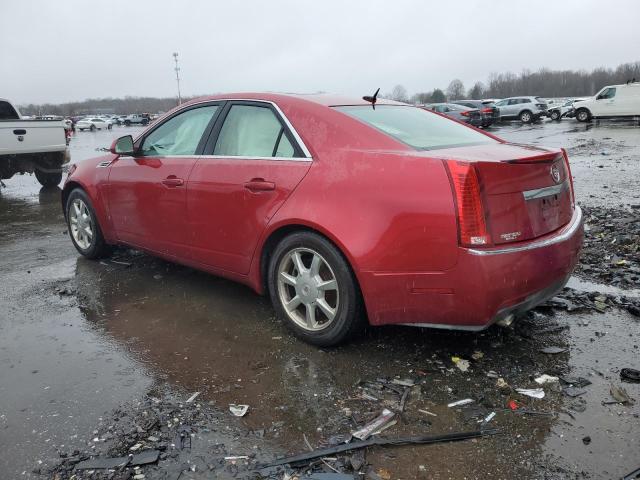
{"left": 173, "top": 52, "right": 182, "bottom": 105}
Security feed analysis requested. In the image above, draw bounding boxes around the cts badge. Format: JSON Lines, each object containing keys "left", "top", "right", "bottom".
{"left": 550, "top": 165, "right": 561, "bottom": 183}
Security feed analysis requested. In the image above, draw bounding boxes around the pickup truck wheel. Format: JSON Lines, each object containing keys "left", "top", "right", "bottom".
{"left": 576, "top": 108, "right": 592, "bottom": 122}
{"left": 550, "top": 110, "right": 561, "bottom": 121}
{"left": 90, "top": 124, "right": 96, "bottom": 131}
{"left": 519, "top": 110, "right": 533, "bottom": 123}
{"left": 66, "top": 188, "right": 111, "bottom": 259}
{"left": 268, "top": 232, "right": 364, "bottom": 346}
{"left": 35, "top": 169, "right": 62, "bottom": 187}
{"left": 124, "top": 120, "right": 131, "bottom": 126}
{"left": 142, "top": 119, "right": 149, "bottom": 126}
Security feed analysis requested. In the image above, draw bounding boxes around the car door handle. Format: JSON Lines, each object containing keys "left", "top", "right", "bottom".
{"left": 244, "top": 179, "right": 275, "bottom": 192}
{"left": 162, "top": 176, "right": 184, "bottom": 187}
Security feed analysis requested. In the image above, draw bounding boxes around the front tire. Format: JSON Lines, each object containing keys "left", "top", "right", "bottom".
{"left": 90, "top": 124, "right": 96, "bottom": 131}
{"left": 576, "top": 108, "right": 591, "bottom": 122}
{"left": 519, "top": 110, "right": 533, "bottom": 123}
{"left": 550, "top": 110, "right": 561, "bottom": 121}
{"left": 268, "top": 232, "right": 364, "bottom": 346}
{"left": 66, "top": 188, "right": 111, "bottom": 259}
{"left": 124, "top": 120, "right": 131, "bottom": 126}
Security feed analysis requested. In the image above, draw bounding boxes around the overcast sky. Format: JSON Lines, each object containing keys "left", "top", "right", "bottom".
{"left": 2, "top": 0, "right": 639, "bottom": 105}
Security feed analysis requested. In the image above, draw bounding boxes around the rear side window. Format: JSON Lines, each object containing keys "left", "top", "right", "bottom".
{"left": 0, "top": 101, "right": 19, "bottom": 120}
{"left": 214, "top": 105, "right": 295, "bottom": 158}
{"left": 335, "top": 105, "right": 496, "bottom": 151}
{"left": 141, "top": 105, "right": 218, "bottom": 156}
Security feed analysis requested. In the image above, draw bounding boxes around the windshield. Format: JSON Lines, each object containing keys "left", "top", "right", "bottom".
{"left": 335, "top": 105, "right": 496, "bottom": 150}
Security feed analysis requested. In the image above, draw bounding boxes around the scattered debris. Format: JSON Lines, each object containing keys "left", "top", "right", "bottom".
{"left": 560, "top": 376, "right": 592, "bottom": 388}
{"left": 582, "top": 436, "right": 592, "bottom": 445}
{"left": 539, "top": 346, "right": 568, "bottom": 354}
{"left": 352, "top": 409, "right": 395, "bottom": 440}
{"left": 418, "top": 409, "right": 437, "bottom": 417}
{"left": 471, "top": 350, "right": 484, "bottom": 361}
{"left": 609, "top": 385, "right": 634, "bottom": 404}
{"left": 622, "top": 466, "right": 640, "bottom": 480}
{"left": 516, "top": 388, "right": 545, "bottom": 399}
{"left": 391, "top": 378, "right": 415, "bottom": 387}
{"left": 451, "top": 356, "right": 470, "bottom": 372}
{"left": 185, "top": 391, "right": 200, "bottom": 403}
{"left": 229, "top": 404, "right": 250, "bottom": 417}
{"left": 534, "top": 374, "right": 559, "bottom": 385}
{"left": 447, "top": 398, "right": 474, "bottom": 408}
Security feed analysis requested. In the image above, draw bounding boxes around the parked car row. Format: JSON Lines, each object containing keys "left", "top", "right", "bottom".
{"left": 422, "top": 82, "right": 640, "bottom": 126}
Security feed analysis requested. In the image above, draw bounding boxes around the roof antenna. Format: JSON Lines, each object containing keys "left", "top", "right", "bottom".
{"left": 363, "top": 88, "right": 380, "bottom": 110}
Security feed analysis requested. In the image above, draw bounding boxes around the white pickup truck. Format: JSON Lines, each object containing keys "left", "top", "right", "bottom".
{"left": 1, "top": 98, "right": 68, "bottom": 187}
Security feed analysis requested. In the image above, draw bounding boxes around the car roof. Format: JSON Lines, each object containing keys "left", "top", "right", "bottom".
{"left": 182, "top": 92, "right": 407, "bottom": 108}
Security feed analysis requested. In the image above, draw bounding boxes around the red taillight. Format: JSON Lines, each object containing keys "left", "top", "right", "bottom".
{"left": 444, "top": 160, "right": 490, "bottom": 247}
{"left": 481, "top": 107, "right": 493, "bottom": 113}
{"left": 561, "top": 148, "right": 575, "bottom": 209}
{"left": 460, "top": 110, "right": 470, "bottom": 117}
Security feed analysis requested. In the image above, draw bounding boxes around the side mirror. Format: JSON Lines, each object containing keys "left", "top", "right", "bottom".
{"left": 110, "top": 135, "right": 135, "bottom": 155}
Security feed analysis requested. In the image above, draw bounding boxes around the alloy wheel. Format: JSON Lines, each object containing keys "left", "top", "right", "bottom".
{"left": 277, "top": 247, "right": 339, "bottom": 332}
{"left": 69, "top": 198, "right": 94, "bottom": 250}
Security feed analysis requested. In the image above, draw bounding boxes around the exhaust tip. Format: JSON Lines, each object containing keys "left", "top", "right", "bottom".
{"left": 496, "top": 313, "right": 515, "bottom": 328}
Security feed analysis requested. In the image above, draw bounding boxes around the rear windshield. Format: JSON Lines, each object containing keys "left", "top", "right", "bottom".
{"left": 334, "top": 105, "right": 496, "bottom": 150}
{"left": 0, "top": 101, "right": 20, "bottom": 120}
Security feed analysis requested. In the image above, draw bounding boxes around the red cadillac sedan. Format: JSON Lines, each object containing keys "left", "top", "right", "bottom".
{"left": 62, "top": 93, "right": 583, "bottom": 346}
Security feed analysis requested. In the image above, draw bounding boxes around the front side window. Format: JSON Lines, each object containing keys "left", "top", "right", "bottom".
{"left": 214, "top": 105, "right": 295, "bottom": 158}
{"left": 335, "top": 105, "right": 496, "bottom": 151}
{"left": 597, "top": 88, "right": 616, "bottom": 100}
{"left": 141, "top": 105, "right": 218, "bottom": 156}
{"left": 495, "top": 99, "right": 507, "bottom": 107}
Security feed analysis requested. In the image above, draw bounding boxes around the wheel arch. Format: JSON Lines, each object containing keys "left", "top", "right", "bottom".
{"left": 575, "top": 107, "right": 592, "bottom": 121}
{"left": 256, "top": 222, "right": 364, "bottom": 307}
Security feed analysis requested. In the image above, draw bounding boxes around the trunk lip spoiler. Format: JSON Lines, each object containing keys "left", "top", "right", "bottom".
{"left": 466, "top": 206, "right": 582, "bottom": 256}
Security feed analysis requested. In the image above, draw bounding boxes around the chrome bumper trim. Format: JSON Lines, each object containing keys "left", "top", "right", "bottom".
{"left": 467, "top": 206, "right": 582, "bottom": 256}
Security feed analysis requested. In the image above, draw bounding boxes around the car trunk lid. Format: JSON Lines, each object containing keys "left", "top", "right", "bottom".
{"left": 435, "top": 143, "right": 574, "bottom": 246}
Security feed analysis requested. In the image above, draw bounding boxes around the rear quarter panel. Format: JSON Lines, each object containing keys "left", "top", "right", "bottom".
{"left": 251, "top": 102, "right": 459, "bottom": 289}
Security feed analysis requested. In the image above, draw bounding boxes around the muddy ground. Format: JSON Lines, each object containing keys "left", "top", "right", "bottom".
{"left": 1, "top": 120, "right": 639, "bottom": 480}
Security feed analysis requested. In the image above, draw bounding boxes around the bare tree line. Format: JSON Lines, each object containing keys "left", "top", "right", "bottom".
{"left": 18, "top": 60, "right": 640, "bottom": 115}
{"left": 384, "top": 60, "right": 640, "bottom": 103}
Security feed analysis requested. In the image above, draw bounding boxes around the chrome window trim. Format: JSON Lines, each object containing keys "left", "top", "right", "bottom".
{"left": 467, "top": 206, "right": 582, "bottom": 256}
{"left": 135, "top": 98, "right": 313, "bottom": 160}
{"left": 129, "top": 154, "right": 311, "bottom": 162}
{"left": 522, "top": 181, "right": 567, "bottom": 200}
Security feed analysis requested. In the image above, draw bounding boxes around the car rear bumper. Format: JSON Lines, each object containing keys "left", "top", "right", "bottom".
{"left": 361, "top": 206, "right": 583, "bottom": 329}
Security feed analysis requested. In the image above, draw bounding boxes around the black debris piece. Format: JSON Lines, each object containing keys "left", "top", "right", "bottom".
{"left": 563, "top": 387, "right": 587, "bottom": 398}
{"left": 620, "top": 368, "right": 640, "bottom": 383}
{"left": 75, "top": 456, "right": 130, "bottom": 470}
{"left": 560, "top": 376, "right": 592, "bottom": 388}
{"left": 259, "top": 429, "right": 498, "bottom": 468}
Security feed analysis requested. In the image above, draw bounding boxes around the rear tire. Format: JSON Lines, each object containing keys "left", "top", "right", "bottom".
{"left": 35, "top": 169, "right": 62, "bottom": 187}
{"left": 576, "top": 108, "right": 591, "bottom": 122}
{"left": 66, "top": 188, "right": 111, "bottom": 259}
{"left": 519, "top": 110, "right": 533, "bottom": 123}
{"left": 268, "top": 232, "right": 364, "bottom": 346}
{"left": 90, "top": 124, "right": 96, "bottom": 131}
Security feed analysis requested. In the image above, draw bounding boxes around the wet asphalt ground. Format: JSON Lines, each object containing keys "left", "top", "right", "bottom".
{"left": 1, "top": 119, "right": 639, "bottom": 479}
